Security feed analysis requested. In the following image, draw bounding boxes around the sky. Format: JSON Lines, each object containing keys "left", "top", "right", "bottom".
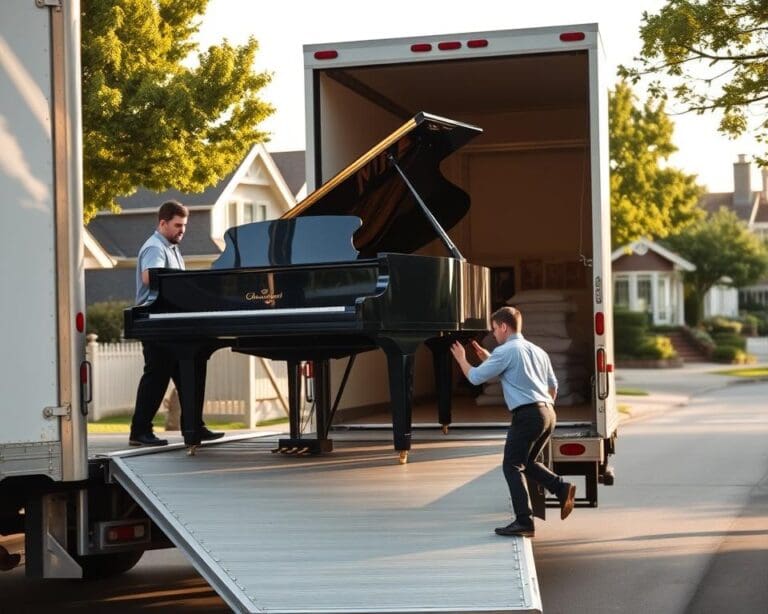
{"left": 196, "top": 0, "right": 764, "bottom": 194}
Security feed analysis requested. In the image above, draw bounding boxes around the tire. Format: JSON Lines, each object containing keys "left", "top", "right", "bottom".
{"left": 75, "top": 550, "right": 145, "bottom": 579}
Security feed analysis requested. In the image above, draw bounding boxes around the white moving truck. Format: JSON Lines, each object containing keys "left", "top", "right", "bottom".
{"left": 304, "top": 24, "right": 618, "bottom": 506}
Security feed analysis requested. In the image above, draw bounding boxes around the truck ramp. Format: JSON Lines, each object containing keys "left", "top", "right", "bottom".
{"left": 109, "top": 434, "right": 541, "bottom": 613}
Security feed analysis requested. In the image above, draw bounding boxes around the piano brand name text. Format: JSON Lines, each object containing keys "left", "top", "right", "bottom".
{"left": 245, "top": 289, "right": 284, "bottom": 303}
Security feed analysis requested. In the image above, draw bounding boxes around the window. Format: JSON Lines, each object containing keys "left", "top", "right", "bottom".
{"left": 615, "top": 278, "right": 629, "bottom": 308}
{"left": 243, "top": 202, "right": 254, "bottom": 224}
{"left": 257, "top": 203, "right": 268, "bottom": 221}
{"left": 637, "top": 275, "right": 652, "bottom": 313}
{"left": 227, "top": 201, "right": 237, "bottom": 227}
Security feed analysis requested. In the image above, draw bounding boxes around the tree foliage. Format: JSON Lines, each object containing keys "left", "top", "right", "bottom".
{"left": 81, "top": 0, "right": 274, "bottom": 221}
{"left": 665, "top": 207, "right": 768, "bottom": 323}
{"left": 620, "top": 0, "right": 768, "bottom": 164}
{"left": 610, "top": 81, "right": 704, "bottom": 247}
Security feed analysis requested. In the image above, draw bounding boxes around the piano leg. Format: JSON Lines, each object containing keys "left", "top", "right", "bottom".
{"left": 287, "top": 360, "right": 302, "bottom": 440}
{"left": 426, "top": 338, "right": 453, "bottom": 434}
{"left": 380, "top": 338, "right": 420, "bottom": 464}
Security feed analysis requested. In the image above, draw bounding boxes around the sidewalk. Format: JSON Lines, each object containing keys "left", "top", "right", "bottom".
{"left": 615, "top": 361, "right": 768, "bottom": 423}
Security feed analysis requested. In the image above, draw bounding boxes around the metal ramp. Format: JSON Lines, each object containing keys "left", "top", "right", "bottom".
{"left": 108, "top": 434, "right": 542, "bottom": 613}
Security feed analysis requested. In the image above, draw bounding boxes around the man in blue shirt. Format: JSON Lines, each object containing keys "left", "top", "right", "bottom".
{"left": 451, "top": 306, "right": 576, "bottom": 537}
{"left": 129, "top": 200, "right": 223, "bottom": 447}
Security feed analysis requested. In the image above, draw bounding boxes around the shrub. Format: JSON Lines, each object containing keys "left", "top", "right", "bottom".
{"left": 614, "top": 309, "right": 650, "bottom": 356}
{"left": 703, "top": 317, "right": 743, "bottom": 335}
{"left": 743, "top": 310, "right": 768, "bottom": 336}
{"left": 711, "top": 346, "right": 747, "bottom": 364}
{"left": 710, "top": 332, "right": 746, "bottom": 350}
{"left": 635, "top": 335, "right": 677, "bottom": 360}
{"left": 86, "top": 301, "right": 130, "bottom": 343}
{"left": 740, "top": 314, "right": 759, "bottom": 337}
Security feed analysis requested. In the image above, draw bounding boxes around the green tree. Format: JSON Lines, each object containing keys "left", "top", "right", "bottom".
{"left": 621, "top": 0, "right": 768, "bottom": 164}
{"left": 665, "top": 208, "right": 768, "bottom": 324}
{"left": 81, "top": 0, "right": 274, "bottom": 221}
{"left": 610, "top": 81, "right": 704, "bottom": 246}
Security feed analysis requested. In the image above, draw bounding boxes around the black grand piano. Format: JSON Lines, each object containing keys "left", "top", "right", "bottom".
{"left": 125, "top": 112, "right": 490, "bottom": 462}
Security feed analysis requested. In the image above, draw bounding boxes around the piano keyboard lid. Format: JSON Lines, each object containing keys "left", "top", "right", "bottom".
{"left": 282, "top": 112, "right": 483, "bottom": 258}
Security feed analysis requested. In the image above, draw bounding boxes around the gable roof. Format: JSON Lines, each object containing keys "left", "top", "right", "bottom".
{"left": 612, "top": 238, "right": 696, "bottom": 271}
{"left": 270, "top": 150, "right": 306, "bottom": 197}
{"left": 87, "top": 210, "right": 220, "bottom": 258}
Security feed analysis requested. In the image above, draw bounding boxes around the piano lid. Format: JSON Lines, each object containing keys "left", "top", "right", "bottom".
{"left": 282, "top": 112, "right": 482, "bottom": 258}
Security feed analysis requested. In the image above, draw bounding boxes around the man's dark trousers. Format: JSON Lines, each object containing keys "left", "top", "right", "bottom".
{"left": 130, "top": 342, "right": 182, "bottom": 437}
{"left": 503, "top": 402, "right": 563, "bottom": 519}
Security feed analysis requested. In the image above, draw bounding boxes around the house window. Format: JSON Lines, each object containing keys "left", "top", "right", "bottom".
{"left": 637, "top": 275, "right": 652, "bottom": 314}
{"left": 243, "top": 202, "right": 254, "bottom": 224}
{"left": 227, "top": 201, "right": 237, "bottom": 227}
{"left": 615, "top": 278, "right": 630, "bottom": 308}
{"left": 256, "top": 203, "right": 268, "bottom": 221}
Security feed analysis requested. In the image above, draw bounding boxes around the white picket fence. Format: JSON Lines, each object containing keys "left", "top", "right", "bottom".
{"left": 85, "top": 335, "right": 289, "bottom": 427}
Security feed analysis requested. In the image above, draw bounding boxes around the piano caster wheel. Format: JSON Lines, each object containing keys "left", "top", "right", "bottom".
{"left": 398, "top": 451, "right": 409, "bottom": 465}
{"left": 186, "top": 445, "right": 199, "bottom": 457}
{"left": 441, "top": 424, "right": 449, "bottom": 435}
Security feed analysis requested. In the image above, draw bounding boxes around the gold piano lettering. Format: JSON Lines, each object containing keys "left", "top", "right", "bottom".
{"left": 245, "top": 289, "right": 284, "bottom": 305}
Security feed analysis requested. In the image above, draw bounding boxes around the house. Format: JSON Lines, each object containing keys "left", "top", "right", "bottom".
{"left": 612, "top": 238, "right": 739, "bottom": 324}
{"left": 612, "top": 239, "right": 694, "bottom": 326}
{"left": 84, "top": 146, "right": 305, "bottom": 306}
{"left": 699, "top": 155, "right": 768, "bottom": 308}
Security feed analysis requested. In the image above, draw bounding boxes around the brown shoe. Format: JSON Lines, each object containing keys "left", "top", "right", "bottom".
{"left": 558, "top": 482, "right": 576, "bottom": 520}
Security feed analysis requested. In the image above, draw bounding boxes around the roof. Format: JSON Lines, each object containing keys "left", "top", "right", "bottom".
{"left": 612, "top": 238, "right": 696, "bottom": 271}
{"left": 115, "top": 173, "right": 236, "bottom": 211}
{"left": 87, "top": 210, "right": 220, "bottom": 258}
{"left": 85, "top": 269, "right": 136, "bottom": 306}
{"left": 269, "top": 150, "right": 306, "bottom": 197}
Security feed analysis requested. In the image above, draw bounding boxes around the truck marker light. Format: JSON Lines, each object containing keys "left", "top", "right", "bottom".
{"left": 559, "top": 443, "right": 586, "bottom": 456}
{"left": 560, "top": 32, "right": 586, "bottom": 42}
{"left": 411, "top": 43, "right": 432, "bottom": 52}
{"left": 76, "top": 312, "right": 85, "bottom": 333}
{"left": 313, "top": 50, "right": 338, "bottom": 60}
{"left": 106, "top": 523, "right": 145, "bottom": 543}
{"left": 595, "top": 311, "right": 604, "bottom": 335}
{"left": 467, "top": 39, "right": 488, "bottom": 48}
{"left": 438, "top": 41, "right": 461, "bottom": 51}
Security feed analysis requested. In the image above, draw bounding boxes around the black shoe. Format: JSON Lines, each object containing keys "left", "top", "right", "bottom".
{"left": 129, "top": 432, "right": 168, "bottom": 447}
{"left": 199, "top": 427, "right": 225, "bottom": 442}
{"left": 558, "top": 482, "right": 576, "bottom": 520}
{"left": 494, "top": 520, "right": 535, "bottom": 537}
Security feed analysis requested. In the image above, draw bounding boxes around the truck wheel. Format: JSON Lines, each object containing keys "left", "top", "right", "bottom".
{"left": 75, "top": 550, "right": 144, "bottom": 579}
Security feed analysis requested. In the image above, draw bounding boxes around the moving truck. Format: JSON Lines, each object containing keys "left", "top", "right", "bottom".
{"left": 304, "top": 23, "right": 618, "bottom": 506}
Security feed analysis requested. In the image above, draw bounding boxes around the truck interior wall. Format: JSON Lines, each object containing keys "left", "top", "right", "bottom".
{"left": 318, "top": 53, "right": 595, "bottom": 422}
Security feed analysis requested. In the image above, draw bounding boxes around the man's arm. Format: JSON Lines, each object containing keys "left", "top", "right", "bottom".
{"left": 450, "top": 341, "right": 507, "bottom": 385}
{"left": 139, "top": 246, "right": 166, "bottom": 287}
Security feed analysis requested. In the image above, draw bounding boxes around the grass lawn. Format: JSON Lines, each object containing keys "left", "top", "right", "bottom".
{"left": 616, "top": 388, "right": 649, "bottom": 396}
{"left": 87, "top": 413, "right": 287, "bottom": 434}
{"left": 712, "top": 367, "right": 768, "bottom": 378}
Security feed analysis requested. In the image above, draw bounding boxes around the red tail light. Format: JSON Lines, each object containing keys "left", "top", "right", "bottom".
{"left": 596, "top": 348, "right": 606, "bottom": 372}
{"left": 438, "top": 41, "right": 461, "bottom": 51}
{"left": 313, "top": 50, "right": 338, "bottom": 60}
{"left": 560, "top": 32, "right": 586, "bottom": 42}
{"left": 559, "top": 443, "right": 586, "bottom": 456}
{"left": 411, "top": 43, "right": 432, "bottom": 52}
{"left": 467, "top": 39, "right": 488, "bottom": 48}
{"left": 76, "top": 312, "right": 85, "bottom": 333}
{"left": 595, "top": 312, "right": 604, "bottom": 335}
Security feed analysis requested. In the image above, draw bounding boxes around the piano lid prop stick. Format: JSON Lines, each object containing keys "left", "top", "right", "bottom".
{"left": 387, "top": 153, "right": 465, "bottom": 261}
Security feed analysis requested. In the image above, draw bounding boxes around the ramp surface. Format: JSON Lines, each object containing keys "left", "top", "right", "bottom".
{"left": 109, "top": 435, "right": 541, "bottom": 613}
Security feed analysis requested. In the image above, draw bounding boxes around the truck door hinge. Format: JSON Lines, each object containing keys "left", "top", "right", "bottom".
{"left": 43, "top": 405, "right": 71, "bottom": 420}
{"left": 36, "top": 0, "right": 62, "bottom": 9}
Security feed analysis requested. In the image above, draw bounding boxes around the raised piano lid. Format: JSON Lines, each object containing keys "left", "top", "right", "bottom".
{"left": 282, "top": 112, "right": 482, "bottom": 258}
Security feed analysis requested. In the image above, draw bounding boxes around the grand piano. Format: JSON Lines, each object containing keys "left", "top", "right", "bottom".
{"left": 124, "top": 112, "right": 490, "bottom": 462}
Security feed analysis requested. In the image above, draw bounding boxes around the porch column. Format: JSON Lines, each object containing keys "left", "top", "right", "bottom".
{"left": 651, "top": 272, "right": 659, "bottom": 326}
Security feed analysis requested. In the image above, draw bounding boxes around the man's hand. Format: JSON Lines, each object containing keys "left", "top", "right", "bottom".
{"left": 450, "top": 341, "right": 467, "bottom": 363}
{"left": 470, "top": 340, "right": 490, "bottom": 362}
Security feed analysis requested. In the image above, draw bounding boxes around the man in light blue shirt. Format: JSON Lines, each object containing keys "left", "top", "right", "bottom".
{"left": 451, "top": 306, "right": 576, "bottom": 537}
{"left": 129, "top": 200, "right": 223, "bottom": 447}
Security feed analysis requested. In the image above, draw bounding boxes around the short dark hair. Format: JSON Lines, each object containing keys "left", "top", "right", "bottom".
{"left": 158, "top": 200, "right": 188, "bottom": 222}
{"left": 491, "top": 306, "right": 522, "bottom": 332}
